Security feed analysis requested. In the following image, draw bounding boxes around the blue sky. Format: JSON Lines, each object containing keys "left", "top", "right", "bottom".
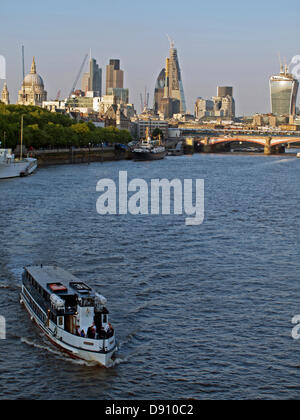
{"left": 1, "top": 0, "right": 300, "bottom": 115}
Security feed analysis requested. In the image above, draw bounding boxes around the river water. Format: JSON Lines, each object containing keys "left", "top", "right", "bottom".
{"left": 0, "top": 153, "right": 300, "bottom": 400}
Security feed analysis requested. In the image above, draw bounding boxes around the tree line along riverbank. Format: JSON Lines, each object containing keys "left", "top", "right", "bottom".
{"left": 0, "top": 103, "right": 132, "bottom": 150}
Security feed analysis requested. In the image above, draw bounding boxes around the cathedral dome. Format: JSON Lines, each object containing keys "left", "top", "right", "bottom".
{"left": 23, "top": 73, "right": 44, "bottom": 88}
{"left": 22, "top": 57, "right": 44, "bottom": 88}
{"left": 18, "top": 56, "right": 47, "bottom": 107}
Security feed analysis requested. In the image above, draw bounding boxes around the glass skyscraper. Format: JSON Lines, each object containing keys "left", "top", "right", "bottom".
{"left": 270, "top": 65, "right": 299, "bottom": 116}
{"left": 153, "top": 68, "right": 165, "bottom": 113}
{"left": 168, "top": 45, "right": 186, "bottom": 114}
{"left": 82, "top": 57, "right": 102, "bottom": 97}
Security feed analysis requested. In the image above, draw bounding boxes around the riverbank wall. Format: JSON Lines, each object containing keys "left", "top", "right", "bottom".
{"left": 29, "top": 147, "right": 129, "bottom": 167}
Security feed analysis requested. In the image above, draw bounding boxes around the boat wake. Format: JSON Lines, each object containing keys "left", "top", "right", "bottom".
{"left": 273, "top": 158, "right": 296, "bottom": 164}
{"left": 20, "top": 337, "right": 99, "bottom": 367}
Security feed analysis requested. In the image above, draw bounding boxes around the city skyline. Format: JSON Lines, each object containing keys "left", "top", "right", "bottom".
{"left": 1, "top": 0, "right": 300, "bottom": 115}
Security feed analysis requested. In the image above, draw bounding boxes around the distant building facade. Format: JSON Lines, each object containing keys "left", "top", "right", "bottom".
{"left": 18, "top": 57, "right": 47, "bottom": 107}
{"left": 1, "top": 82, "right": 10, "bottom": 105}
{"left": 212, "top": 86, "right": 235, "bottom": 119}
{"left": 195, "top": 98, "right": 214, "bottom": 119}
{"left": 136, "top": 118, "right": 169, "bottom": 140}
{"left": 154, "top": 68, "right": 165, "bottom": 113}
{"left": 43, "top": 100, "right": 66, "bottom": 113}
{"left": 105, "top": 59, "right": 129, "bottom": 105}
{"left": 270, "top": 65, "right": 299, "bottom": 116}
{"left": 106, "top": 87, "right": 129, "bottom": 104}
{"left": 194, "top": 87, "right": 235, "bottom": 120}
{"left": 82, "top": 58, "right": 102, "bottom": 97}
{"left": 103, "top": 104, "right": 131, "bottom": 131}
{"left": 106, "top": 59, "right": 124, "bottom": 92}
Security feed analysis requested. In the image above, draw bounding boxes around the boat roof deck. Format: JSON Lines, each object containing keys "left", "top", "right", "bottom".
{"left": 25, "top": 265, "right": 94, "bottom": 297}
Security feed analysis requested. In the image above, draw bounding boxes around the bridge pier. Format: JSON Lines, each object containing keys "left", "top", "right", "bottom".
{"left": 202, "top": 137, "right": 212, "bottom": 153}
{"left": 264, "top": 137, "right": 285, "bottom": 155}
{"left": 264, "top": 137, "right": 272, "bottom": 155}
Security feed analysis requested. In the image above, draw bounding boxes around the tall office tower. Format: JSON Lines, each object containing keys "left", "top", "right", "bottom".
{"left": 270, "top": 64, "right": 299, "bottom": 116}
{"left": 82, "top": 57, "right": 102, "bottom": 97}
{"left": 105, "top": 59, "right": 129, "bottom": 104}
{"left": 153, "top": 68, "right": 165, "bottom": 113}
{"left": 81, "top": 73, "right": 90, "bottom": 94}
{"left": 159, "top": 57, "right": 180, "bottom": 119}
{"left": 1, "top": 82, "right": 10, "bottom": 105}
{"left": 217, "top": 86, "right": 233, "bottom": 98}
{"left": 167, "top": 39, "right": 186, "bottom": 114}
{"left": 106, "top": 59, "right": 124, "bottom": 93}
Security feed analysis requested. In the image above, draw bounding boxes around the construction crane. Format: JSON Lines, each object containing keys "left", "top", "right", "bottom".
{"left": 21, "top": 45, "right": 26, "bottom": 100}
{"left": 140, "top": 88, "right": 150, "bottom": 112}
{"left": 69, "top": 54, "right": 88, "bottom": 98}
{"left": 56, "top": 90, "right": 61, "bottom": 101}
{"left": 140, "top": 94, "right": 144, "bottom": 113}
{"left": 22, "top": 45, "right": 25, "bottom": 81}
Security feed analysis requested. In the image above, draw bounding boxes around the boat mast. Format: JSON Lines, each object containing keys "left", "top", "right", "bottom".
{"left": 20, "top": 114, "right": 24, "bottom": 161}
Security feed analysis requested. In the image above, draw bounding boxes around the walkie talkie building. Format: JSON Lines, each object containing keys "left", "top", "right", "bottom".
{"left": 270, "top": 65, "right": 299, "bottom": 116}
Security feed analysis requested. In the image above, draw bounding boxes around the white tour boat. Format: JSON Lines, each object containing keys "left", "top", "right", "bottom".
{"left": 20, "top": 266, "right": 117, "bottom": 367}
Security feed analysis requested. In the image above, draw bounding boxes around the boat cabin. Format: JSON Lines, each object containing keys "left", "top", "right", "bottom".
{"left": 22, "top": 266, "right": 113, "bottom": 340}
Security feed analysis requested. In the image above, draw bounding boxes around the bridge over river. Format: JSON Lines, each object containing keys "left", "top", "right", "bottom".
{"left": 196, "top": 135, "right": 300, "bottom": 154}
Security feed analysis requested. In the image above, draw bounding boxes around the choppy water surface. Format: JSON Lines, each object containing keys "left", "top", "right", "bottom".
{"left": 1, "top": 154, "right": 300, "bottom": 400}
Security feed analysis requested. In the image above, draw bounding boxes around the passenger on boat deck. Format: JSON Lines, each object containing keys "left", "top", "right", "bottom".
{"left": 80, "top": 329, "right": 85, "bottom": 338}
{"left": 87, "top": 326, "right": 96, "bottom": 339}
{"left": 76, "top": 328, "right": 80, "bottom": 337}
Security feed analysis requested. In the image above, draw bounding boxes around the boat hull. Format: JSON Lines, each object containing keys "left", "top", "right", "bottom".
{"left": 0, "top": 158, "right": 37, "bottom": 179}
{"left": 20, "top": 290, "right": 117, "bottom": 367}
{"left": 133, "top": 151, "right": 166, "bottom": 161}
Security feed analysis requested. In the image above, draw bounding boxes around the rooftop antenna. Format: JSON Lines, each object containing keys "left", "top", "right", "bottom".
{"left": 22, "top": 45, "right": 25, "bottom": 80}
{"left": 140, "top": 94, "right": 144, "bottom": 113}
{"left": 278, "top": 52, "right": 284, "bottom": 73}
{"left": 167, "top": 34, "right": 175, "bottom": 49}
{"left": 284, "top": 56, "right": 289, "bottom": 74}
{"left": 21, "top": 45, "right": 26, "bottom": 102}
